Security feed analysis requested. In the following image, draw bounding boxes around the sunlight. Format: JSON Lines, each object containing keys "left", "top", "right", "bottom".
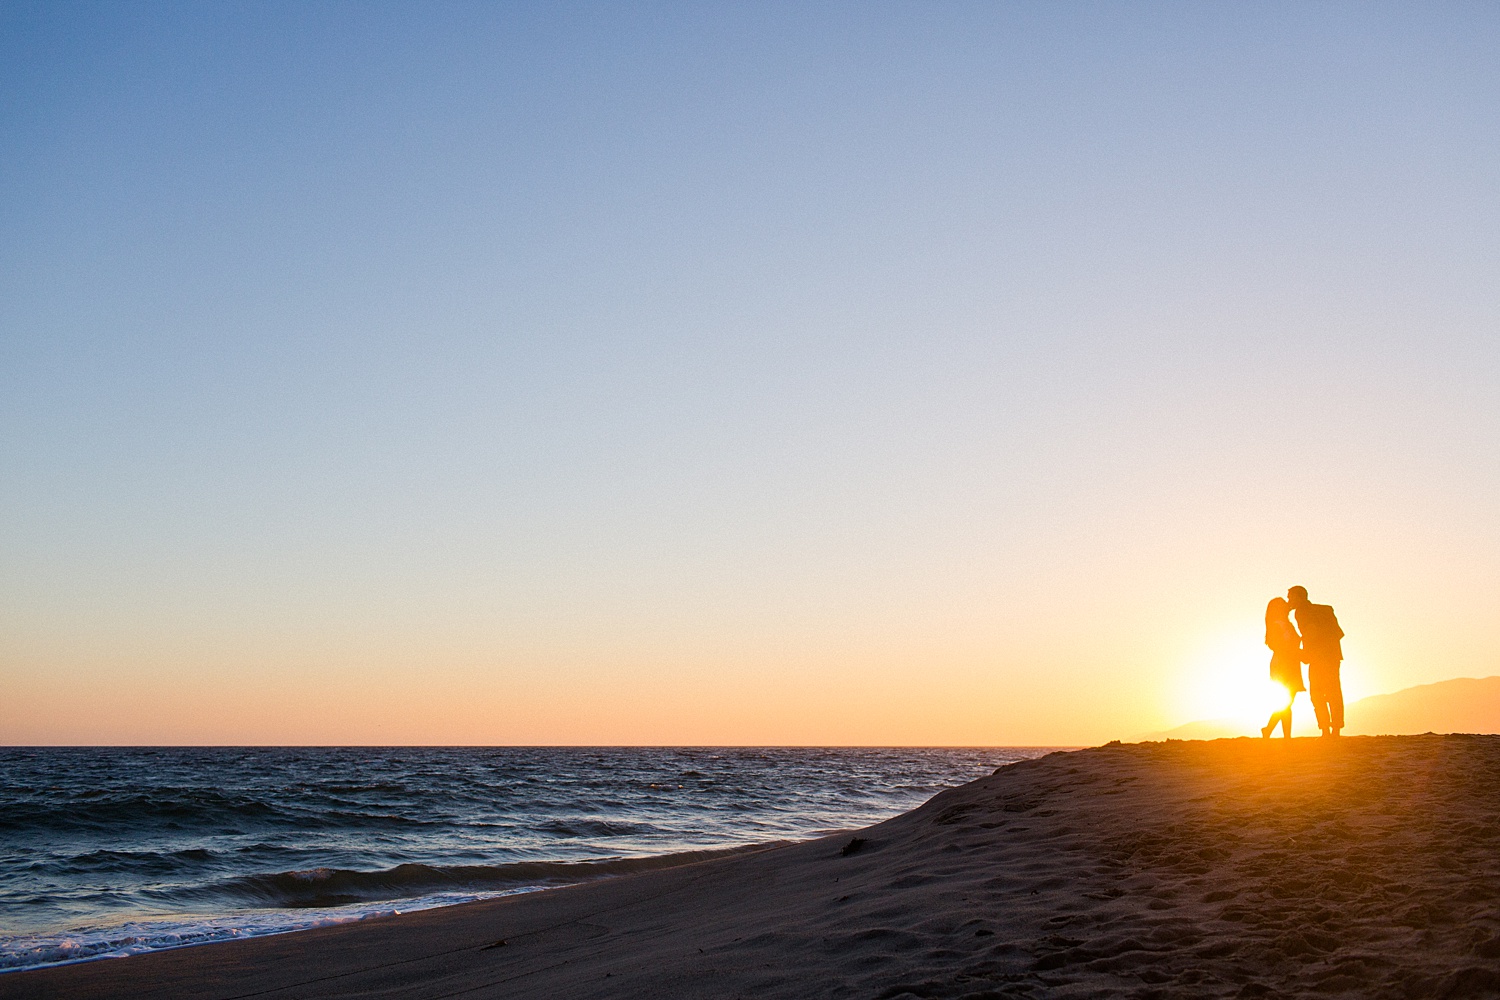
{"left": 1176, "top": 635, "right": 1293, "bottom": 728}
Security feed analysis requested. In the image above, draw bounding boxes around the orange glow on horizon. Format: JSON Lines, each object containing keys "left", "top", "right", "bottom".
{"left": 0, "top": 589, "right": 1445, "bottom": 747}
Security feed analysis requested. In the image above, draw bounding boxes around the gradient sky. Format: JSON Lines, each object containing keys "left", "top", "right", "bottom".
{"left": 3, "top": 2, "right": 1497, "bottom": 745}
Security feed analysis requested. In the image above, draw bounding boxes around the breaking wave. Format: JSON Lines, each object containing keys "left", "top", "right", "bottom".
{"left": 177, "top": 845, "right": 769, "bottom": 909}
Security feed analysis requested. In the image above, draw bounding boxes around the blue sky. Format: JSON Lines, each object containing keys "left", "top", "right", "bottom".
{"left": 2, "top": 2, "right": 1497, "bottom": 743}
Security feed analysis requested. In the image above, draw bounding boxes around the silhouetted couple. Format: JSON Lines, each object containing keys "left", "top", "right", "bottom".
{"left": 1262, "top": 586, "right": 1345, "bottom": 738}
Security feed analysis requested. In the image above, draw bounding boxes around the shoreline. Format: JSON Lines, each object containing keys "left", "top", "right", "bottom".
{"left": 6, "top": 736, "right": 1499, "bottom": 998}
{"left": 1, "top": 746, "right": 1053, "bottom": 976}
{"left": 0, "top": 842, "right": 784, "bottom": 976}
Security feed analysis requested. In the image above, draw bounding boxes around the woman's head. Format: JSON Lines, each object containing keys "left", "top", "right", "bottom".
{"left": 1265, "top": 596, "right": 1290, "bottom": 623}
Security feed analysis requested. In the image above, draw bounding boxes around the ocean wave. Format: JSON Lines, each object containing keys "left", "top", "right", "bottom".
{"left": 158, "top": 844, "right": 770, "bottom": 909}
{"left": 533, "top": 818, "right": 659, "bottom": 838}
{"left": 0, "top": 794, "right": 458, "bottom": 835}
{"left": 30, "top": 848, "right": 221, "bottom": 878}
{"left": 0, "top": 792, "right": 290, "bottom": 833}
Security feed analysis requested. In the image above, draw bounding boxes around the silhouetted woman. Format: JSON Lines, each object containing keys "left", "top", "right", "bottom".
{"left": 1261, "top": 597, "right": 1304, "bottom": 738}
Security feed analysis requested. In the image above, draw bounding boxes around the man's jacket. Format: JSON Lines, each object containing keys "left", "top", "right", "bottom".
{"left": 1296, "top": 603, "right": 1344, "bottom": 663}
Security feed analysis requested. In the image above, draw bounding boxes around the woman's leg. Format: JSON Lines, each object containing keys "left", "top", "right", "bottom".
{"left": 1265, "top": 683, "right": 1293, "bottom": 738}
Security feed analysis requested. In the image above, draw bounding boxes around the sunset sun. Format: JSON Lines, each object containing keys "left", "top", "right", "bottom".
{"left": 1178, "top": 636, "right": 1294, "bottom": 730}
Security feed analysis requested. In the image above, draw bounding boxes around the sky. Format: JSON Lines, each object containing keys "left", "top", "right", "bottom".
{"left": 2, "top": 2, "right": 1497, "bottom": 746}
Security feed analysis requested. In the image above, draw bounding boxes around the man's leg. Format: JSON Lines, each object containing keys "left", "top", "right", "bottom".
{"left": 1327, "top": 664, "right": 1345, "bottom": 734}
{"left": 1308, "top": 666, "right": 1333, "bottom": 734}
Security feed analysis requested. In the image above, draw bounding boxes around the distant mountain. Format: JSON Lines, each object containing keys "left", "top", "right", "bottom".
{"left": 1140, "top": 719, "right": 1248, "bottom": 741}
{"left": 1137, "top": 676, "right": 1500, "bottom": 742}
{"left": 1348, "top": 676, "right": 1500, "bottom": 736}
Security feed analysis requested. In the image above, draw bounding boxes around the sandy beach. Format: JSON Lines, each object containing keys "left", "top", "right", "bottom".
{"left": 6, "top": 735, "right": 1499, "bottom": 1000}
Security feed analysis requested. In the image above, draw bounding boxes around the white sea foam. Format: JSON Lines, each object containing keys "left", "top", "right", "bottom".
{"left": 0, "top": 888, "right": 537, "bottom": 972}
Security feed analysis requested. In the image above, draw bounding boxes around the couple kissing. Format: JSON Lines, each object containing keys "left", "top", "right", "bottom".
{"left": 1263, "top": 586, "right": 1345, "bottom": 738}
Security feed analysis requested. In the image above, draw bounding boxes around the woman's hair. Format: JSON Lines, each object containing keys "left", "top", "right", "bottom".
{"left": 1265, "top": 596, "right": 1290, "bottom": 645}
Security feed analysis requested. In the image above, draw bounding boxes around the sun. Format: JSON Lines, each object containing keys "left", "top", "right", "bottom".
{"left": 1176, "top": 634, "right": 1292, "bottom": 729}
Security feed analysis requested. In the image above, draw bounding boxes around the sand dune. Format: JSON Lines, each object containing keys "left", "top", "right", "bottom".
{"left": 7, "top": 735, "right": 1500, "bottom": 999}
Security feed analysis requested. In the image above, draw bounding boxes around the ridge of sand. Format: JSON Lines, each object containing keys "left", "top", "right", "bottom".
{"left": 6, "top": 735, "right": 1500, "bottom": 999}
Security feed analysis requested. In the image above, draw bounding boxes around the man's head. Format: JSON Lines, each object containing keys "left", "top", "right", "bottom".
{"left": 1287, "top": 585, "right": 1310, "bottom": 609}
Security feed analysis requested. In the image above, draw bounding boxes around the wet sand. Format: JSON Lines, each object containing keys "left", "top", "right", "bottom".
{"left": 7, "top": 735, "right": 1500, "bottom": 999}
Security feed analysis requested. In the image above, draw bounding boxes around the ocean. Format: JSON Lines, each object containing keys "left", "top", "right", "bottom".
{"left": 0, "top": 746, "right": 1054, "bottom": 972}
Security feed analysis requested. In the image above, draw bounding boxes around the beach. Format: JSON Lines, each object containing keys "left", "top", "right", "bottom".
{"left": 0, "top": 747, "right": 1040, "bottom": 970}
{"left": 6, "top": 734, "right": 1499, "bottom": 999}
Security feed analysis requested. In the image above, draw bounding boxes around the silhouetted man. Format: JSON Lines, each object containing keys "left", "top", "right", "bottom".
{"left": 1288, "top": 586, "right": 1345, "bottom": 736}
